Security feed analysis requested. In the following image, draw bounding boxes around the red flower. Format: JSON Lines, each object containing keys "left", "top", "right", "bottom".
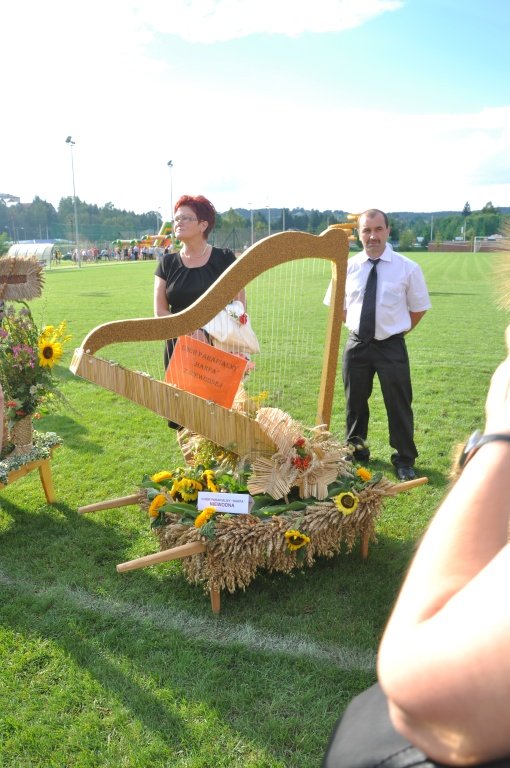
{"left": 294, "top": 438, "right": 306, "bottom": 448}
{"left": 291, "top": 454, "right": 311, "bottom": 470}
{"left": 239, "top": 313, "right": 248, "bottom": 325}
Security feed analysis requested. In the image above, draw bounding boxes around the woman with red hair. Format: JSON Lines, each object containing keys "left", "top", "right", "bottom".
{"left": 154, "top": 194, "right": 245, "bottom": 426}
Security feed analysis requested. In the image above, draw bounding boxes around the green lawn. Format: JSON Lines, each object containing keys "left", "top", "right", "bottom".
{"left": 0, "top": 251, "right": 508, "bottom": 767}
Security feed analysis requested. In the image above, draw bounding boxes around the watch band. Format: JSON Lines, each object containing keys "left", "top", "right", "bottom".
{"left": 460, "top": 432, "right": 510, "bottom": 470}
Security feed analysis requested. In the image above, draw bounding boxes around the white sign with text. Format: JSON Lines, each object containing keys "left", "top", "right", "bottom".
{"left": 197, "top": 492, "right": 253, "bottom": 515}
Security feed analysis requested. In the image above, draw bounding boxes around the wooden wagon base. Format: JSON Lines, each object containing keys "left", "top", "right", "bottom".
{"left": 116, "top": 535, "right": 366, "bottom": 614}
{"left": 80, "top": 476, "right": 427, "bottom": 614}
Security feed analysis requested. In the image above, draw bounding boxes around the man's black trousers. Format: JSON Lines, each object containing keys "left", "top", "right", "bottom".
{"left": 342, "top": 333, "right": 418, "bottom": 467}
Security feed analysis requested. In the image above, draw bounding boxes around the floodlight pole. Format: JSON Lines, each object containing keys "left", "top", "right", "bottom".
{"left": 167, "top": 160, "right": 174, "bottom": 220}
{"left": 65, "top": 136, "right": 81, "bottom": 268}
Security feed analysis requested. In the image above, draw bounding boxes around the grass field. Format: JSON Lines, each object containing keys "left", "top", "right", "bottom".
{"left": 0, "top": 251, "right": 508, "bottom": 767}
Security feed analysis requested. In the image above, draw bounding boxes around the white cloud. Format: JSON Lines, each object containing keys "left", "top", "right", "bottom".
{"left": 4, "top": 95, "right": 510, "bottom": 216}
{"left": 2, "top": 0, "right": 509, "bottom": 217}
{"left": 192, "top": 103, "right": 510, "bottom": 213}
{"left": 136, "top": 0, "right": 404, "bottom": 43}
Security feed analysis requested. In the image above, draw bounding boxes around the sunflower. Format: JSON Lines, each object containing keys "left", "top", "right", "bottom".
{"left": 39, "top": 325, "right": 55, "bottom": 339}
{"left": 284, "top": 529, "right": 311, "bottom": 551}
{"left": 195, "top": 506, "right": 216, "bottom": 528}
{"left": 173, "top": 477, "right": 203, "bottom": 502}
{"left": 38, "top": 339, "right": 63, "bottom": 368}
{"left": 203, "top": 469, "right": 219, "bottom": 492}
{"left": 333, "top": 491, "right": 359, "bottom": 515}
{"left": 356, "top": 467, "right": 372, "bottom": 482}
{"left": 148, "top": 493, "right": 167, "bottom": 518}
{"left": 151, "top": 470, "right": 173, "bottom": 483}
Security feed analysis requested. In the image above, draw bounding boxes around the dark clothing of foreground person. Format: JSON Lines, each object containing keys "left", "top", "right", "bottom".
{"left": 322, "top": 682, "right": 510, "bottom": 768}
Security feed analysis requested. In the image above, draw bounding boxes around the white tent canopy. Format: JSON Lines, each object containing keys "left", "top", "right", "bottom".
{"left": 7, "top": 243, "right": 55, "bottom": 264}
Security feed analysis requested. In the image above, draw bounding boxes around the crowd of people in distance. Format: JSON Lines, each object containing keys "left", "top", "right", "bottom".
{"left": 58, "top": 245, "right": 168, "bottom": 264}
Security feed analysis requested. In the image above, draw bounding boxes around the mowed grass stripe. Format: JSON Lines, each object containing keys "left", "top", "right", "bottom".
{"left": 0, "top": 570, "right": 376, "bottom": 672}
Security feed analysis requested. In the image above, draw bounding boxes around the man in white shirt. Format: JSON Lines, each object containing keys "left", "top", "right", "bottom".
{"left": 343, "top": 209, "right": 431, "bottom": 480}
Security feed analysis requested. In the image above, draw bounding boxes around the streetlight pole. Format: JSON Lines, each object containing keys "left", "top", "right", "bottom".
{"left": 65, "top": 136, "right": 81, "bottom": 268}
{"left": 249, "top": 203, "right": 254, "bottom": 245}
{"left": 167, "top": 160, "right": 174, "bottom": 219}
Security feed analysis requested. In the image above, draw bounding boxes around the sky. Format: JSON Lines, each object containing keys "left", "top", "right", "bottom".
{"left": 2, "top": 0, "right": 510, "bottom": 219}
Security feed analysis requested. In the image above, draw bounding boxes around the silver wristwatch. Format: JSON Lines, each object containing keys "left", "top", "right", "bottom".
{"left": 458, "top": 430, "right": 510, "bottom": 470}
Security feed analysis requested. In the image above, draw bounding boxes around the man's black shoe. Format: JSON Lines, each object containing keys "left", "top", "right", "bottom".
{"left": 345, "top": 438, "right": 370, "bottom": 463}
{"left": 396, "top": 466, "right": 416, "bottom": 481}
{"left": 343, "top": 450, "right": 370, "bottom": 463}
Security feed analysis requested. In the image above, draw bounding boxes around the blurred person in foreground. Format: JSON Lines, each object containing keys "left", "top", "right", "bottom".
{"left": 323, "top": 326, "right": 510, "bottom": 767}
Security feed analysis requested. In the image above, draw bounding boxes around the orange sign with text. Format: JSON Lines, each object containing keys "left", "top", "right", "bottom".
{"left": 165, "top": 336, "right": 247, "bottom": 408}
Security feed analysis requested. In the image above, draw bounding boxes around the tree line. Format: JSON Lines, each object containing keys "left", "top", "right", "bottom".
{"left": 1, "top": 196, "right": 508, "bottom": 251}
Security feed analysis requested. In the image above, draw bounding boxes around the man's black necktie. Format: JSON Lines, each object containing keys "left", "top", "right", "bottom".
{"left": 358, "top": 259, "right": 378, "bottom": 342}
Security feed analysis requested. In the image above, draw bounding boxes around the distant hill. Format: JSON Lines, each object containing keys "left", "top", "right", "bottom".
{"left": 230, "top": 207, "right": 510, "bottom": 221}
{"left": 389, "top": 208, "right": 510, "bottom": 219}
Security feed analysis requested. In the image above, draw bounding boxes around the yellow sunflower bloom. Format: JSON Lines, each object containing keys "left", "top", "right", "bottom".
{"left": 195, "top": 506, "right": 216, "bottom": 528}
{"left": 204, "top": 469, "right": 218, "bottom": 492}
{"left": 151, "top": 470, "right": 173, "bottom": 483}
{"left": 39, "top": 325, "right": 55, "bottom": 339}
{"left": 333, "top": 491, "right": 359, "bottom": 515}
{"left": 284, "top": 529, "right": 311, "bottom": 551}
{"left": 356, "top": 467, "right": 372, "bottom": 482}
{"left": 38, "top": 340, "right": 63, "bottom": 368}
{"left": 148, "top": 493, "right": 167, "bottom": 518}
{"left": 178, "top": 478, "right": 203, "bottom": 502}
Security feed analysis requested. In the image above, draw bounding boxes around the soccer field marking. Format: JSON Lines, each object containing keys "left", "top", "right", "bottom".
{"left": 0, "top": 569, "right": 375, "bottom": 672}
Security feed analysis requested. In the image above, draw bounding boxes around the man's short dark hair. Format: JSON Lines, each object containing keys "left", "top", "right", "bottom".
{"left": 359, "top": 209, "right": 389, "bottom": 228}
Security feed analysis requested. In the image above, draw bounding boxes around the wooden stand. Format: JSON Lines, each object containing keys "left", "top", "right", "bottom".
{"left": 78, "top": 493, "right": 144, "bottom": 514}
{"left": 0, "top": 446, "right": 60, "bottom": 503}
{"left": 82, "top": 476, "right": 428, "bottom": 614}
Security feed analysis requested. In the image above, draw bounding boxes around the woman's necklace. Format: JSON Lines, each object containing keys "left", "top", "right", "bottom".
{"left": 181, "top": 242, "right": 209, "bottom": 263}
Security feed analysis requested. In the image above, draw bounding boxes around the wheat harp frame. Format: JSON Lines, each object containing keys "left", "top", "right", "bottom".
{"left": 72, "top": 227, "right": 352, "bottom": 611}
{"left": 70, "top": 227, "right": 350, "bottom": 457}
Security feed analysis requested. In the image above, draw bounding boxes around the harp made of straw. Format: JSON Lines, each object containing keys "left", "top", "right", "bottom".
{"left": 70, "top": 226, "right": 349, "bottom": 457}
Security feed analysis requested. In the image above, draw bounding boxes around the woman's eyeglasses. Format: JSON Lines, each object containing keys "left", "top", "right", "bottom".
{"left": 174, "top": 215, "right": 198, "bottom": 224}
